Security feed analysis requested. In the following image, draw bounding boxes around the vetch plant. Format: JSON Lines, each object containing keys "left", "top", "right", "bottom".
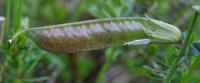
{"left": 10, "top": 16, "right": 182, "bottom": 83}
{"left": 164, "top": 6, "right": 200, "bottom": 83}
{"left": 3, "top": 0, "right": 200, "bottom": 83}
{"left": 6, "top": 4, "right": 200, "bottom": 83}
{"left": 9, "top": 8, "right": 200, "bottom": 82}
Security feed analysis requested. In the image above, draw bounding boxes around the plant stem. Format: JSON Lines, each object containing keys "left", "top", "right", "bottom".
{"left": 13, "top": 0, "right": 23, "bottom": 34}
{"left": 96, "top": 50, "right": 111, "bottom": 83}
{"left": 68, "top": 53, "right": 79, "bottom": 83}
{"left": 83, "top": 50, "right": 105, "bottom": 83}
{"left": 0, "top": 0, "right": 11, "bottom": 82}
{"left": 95, "top": 61, "right": 109, "bottom": 83}
{"left": 5, "top": 0, "right": 11, "bottom": 37}
{"left": 164, "top": 12, "right": 199, "bottom": 83}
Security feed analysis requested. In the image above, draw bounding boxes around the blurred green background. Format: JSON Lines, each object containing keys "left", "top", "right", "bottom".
{"left": 0, "top": 0, "right": 200, "bottom": 83}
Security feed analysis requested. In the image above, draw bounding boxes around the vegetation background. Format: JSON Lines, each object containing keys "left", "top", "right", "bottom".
{"left": 0, "top": 0, "right": 200, "bottom": 83}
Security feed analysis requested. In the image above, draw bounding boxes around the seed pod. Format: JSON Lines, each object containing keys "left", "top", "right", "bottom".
{"left": 24, "top": 17, "right": 181, "bottom": 53}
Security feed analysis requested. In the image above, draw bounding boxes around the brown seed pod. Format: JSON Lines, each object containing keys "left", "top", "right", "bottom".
{"left": 24, "top": 17, "right": 181, "bottom": 53}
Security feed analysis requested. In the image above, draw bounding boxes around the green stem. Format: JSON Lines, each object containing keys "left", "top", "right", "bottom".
{"left": 164, "top": 12, "right": 199, "bottom": 83}
{"left": 5, "top": 0, "right": 11, "bottom": 36}
{"left": 0, "top": 0, "right": 11, "bottom": 82}
{"left": 95, "top": 61, "right": 109, "bottom": 83}
{"left": 13, "top": 0, "right": 23, "bottom": 34}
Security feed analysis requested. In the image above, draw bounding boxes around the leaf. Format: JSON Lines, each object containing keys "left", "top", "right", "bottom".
{"left": 23, "top": 54, "right": 42, "bottom": 77}
{"left": 189, "top": 40, "right": 200, "bottom": 56}
{"left": 182, "top": 32, "right": 200, "bottom": 56}
{"left": 23, "top": 17, "right": 181, "bottom": 53}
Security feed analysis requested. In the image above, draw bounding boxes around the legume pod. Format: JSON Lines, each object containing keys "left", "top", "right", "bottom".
{"left": 24, "top": 17, "right": 181, "bottom": 53}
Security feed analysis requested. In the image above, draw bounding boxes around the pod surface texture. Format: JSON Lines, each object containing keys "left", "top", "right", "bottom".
{"left": 25, "top": 17, "right": 181, "bottom": 53}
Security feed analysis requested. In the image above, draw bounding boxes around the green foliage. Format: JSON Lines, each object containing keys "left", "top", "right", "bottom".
{"left": 1, "top": 0, "right": 200, "bottom": 83}
{"left": 89, "top": 0, "right": 134, "bottom": 18}
{"left": 164, "top": 11, "right": 199, "bottom": 83}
